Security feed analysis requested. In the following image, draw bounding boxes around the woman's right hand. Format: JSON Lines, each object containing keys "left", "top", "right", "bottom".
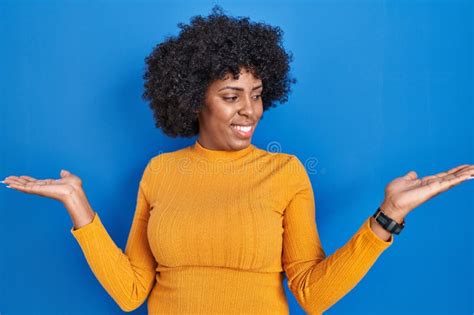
{"left": 2, "top": 169, "right": 95, "bottom": 228}
{"left": 2, "top": 169, "right": 83, "bottom": 203}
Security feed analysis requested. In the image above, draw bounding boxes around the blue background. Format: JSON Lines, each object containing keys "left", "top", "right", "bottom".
{"left": 0, "top": 0, "right": 472, "bottom": 314}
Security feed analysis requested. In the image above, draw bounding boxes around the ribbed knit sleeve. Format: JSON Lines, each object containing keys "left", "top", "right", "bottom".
{"left": 282, "top": 156, "right": 393, "bottom": 315}
{"left": 70, "top": 161, "right": 157, "bottom": 312}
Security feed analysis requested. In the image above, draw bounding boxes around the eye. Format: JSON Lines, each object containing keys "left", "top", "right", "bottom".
{"left": 223, "top": 96, "right": 238, "bottom": 102}
{"left": 222, "top": 95, "right": 261, "bottom": 102}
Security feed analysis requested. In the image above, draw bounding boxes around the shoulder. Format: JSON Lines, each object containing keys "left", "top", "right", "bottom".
{"left": 254, "top": 145, "right": 303, "bottom": 164}
{"left": 252, "top": 145, "right": 293, "bottom": 161}
{"left": 252, "top": 147, "right": 313, "bottom": 198}
{"left": 251, "top": 145, "right": 308, "bottom": 177}
{"left": 148, "top": 146, "right": 190, "bottom": 167}
{"left": 145, "top": 143, "right": 213, "bottom": 177}
{"left": 258, "top": 148, "right": 312, "bottom": 188}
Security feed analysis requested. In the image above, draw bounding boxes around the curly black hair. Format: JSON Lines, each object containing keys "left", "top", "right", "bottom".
{"left": 142, "top": 5, "right": 297, "bottom": 138}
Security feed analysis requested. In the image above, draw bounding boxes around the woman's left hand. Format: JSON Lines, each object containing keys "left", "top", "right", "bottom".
{"left": 380, "top": 164, "right": 474, "bottom": 223}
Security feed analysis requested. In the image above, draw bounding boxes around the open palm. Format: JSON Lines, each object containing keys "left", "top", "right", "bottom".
{"left": 381, "top": 164, "right": 474, "bottom": 220}
{"left": 2, "top": 169, "right": 83, "bottom": 203}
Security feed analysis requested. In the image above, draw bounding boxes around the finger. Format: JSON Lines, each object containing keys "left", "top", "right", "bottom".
{"left": 451, "top": 165, "right": 474, "bottom": 179}
{"left": 403, "top": 170, "right": 418, "bottom": 180}
{"left": 19, "top": 175, "right": 38, "bottom": 181}
{"left": 60, "top": 169, "right": 72, "bottom": 177}
{"left": 422, "top": 164, "right": 472, "bottom": 181}
{"left": 7, "top": 176, "right": 38, "bottom": 185}
{"left": 441, "top": 164, "right": 471, "bottom": 175}
{"left": 3, "top": 178, "right": 27, "bottom": 185}
{"left": 459, "top": 166, "right": 474, "bottom": 179}
{"left": 438, "top": 170, "right": 474, "bottom": 190}
{"left": 4, "top": 175, "right": 58, "bottom": 184}
{"left": 419, "top": 172, "right": 469, "bottom": 200}
{"left": 28, "top": 179, "right": 59, "bottom": 187}
{"left": 4, "top": 178, "right": 57, "bottom": 187}
{"left": 5, "top": 182, "right": 39, "bottom": 194}
{"left": 4, "top": 177, "right": 33, "bottom": 185}
{"left": 4, "top": 175, "right": 38, "bottom": 182}
{"left": 2, "top": 176, "right": 19, "bottom": 182}
{"left": 5, "top": 181, "right": 58, "bottom": 196}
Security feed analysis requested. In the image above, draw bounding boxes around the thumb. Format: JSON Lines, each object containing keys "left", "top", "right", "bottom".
{"left": 404, "top": 170, "right": 418, "bottom": 180}
{"left": 60, "top": 169, "right": 71, "bottom": 177}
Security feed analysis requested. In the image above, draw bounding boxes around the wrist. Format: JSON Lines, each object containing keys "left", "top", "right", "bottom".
{"left": 64, "top": 188, "right": 94, "bottom": 216}
{"left": 65, "top": 189, "right": 96, "bottom": 230}
{"left": 380, "top": 202, "right": 406, "bottom": 224}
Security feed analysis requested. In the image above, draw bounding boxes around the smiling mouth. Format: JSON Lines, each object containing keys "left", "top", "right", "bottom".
{"left": 230, "top": 124, "right": 254, "bottom": 138}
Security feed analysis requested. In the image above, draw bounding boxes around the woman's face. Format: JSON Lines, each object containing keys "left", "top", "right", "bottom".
{"left": 197, "top": 67, "right": 263, "bottom": 151}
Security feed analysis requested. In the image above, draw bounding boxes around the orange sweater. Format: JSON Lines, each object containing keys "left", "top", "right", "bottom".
{"left": 71, "top": 140, "right": 393, "bottom": 314}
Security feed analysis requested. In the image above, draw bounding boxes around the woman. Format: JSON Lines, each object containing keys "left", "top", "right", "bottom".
{"left": 2, "top": 5, "right": 473, "bottom": 315}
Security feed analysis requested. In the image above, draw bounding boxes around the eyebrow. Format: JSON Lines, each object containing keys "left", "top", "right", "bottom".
{"left": 218, "top": 84, "right": 263, "bottom": 92}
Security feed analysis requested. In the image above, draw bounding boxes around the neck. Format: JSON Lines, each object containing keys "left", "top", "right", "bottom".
{"left": 191, "top": 139, "right": 255, "bottom": 162}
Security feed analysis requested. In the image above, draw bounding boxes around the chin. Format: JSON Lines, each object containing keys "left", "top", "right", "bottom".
{"left": 231, "top": 138, "right": 252, "bottom": 148}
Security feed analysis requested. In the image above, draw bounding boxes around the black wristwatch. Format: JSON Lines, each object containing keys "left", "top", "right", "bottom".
{"left": 372, "top": 207, "right": 405, "bottom": 235}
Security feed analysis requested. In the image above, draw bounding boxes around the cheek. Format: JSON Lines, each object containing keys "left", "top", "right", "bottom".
{"left": 212, "top": 106, "right": 235, "bottom": 124}
{"left": 256, "top": 104, "right": 264, "bottom": 121}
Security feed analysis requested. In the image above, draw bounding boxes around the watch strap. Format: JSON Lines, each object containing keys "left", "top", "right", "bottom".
{"left": 372, "top": 207, "right": 405, "bottom": 235}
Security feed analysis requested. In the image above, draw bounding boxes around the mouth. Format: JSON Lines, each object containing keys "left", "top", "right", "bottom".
{"left": 230, "top": 124, "right": 254, "bottom": 139}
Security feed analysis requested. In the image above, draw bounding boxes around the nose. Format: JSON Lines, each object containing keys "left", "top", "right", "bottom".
{"left": 238, "top": 95, "right": 255, "bottom": 117}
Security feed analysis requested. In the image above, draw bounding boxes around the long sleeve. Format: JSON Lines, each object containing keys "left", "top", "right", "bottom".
{"left": 70, "top": 161, "right": 157, "bottom": 312}
{"left": 282, "top": 156, "right": 393, "bottom": 315}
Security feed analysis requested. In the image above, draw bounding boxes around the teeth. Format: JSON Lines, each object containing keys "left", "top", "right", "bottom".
{"left": 232, "top": 125, "right": 252, "bottom": 132}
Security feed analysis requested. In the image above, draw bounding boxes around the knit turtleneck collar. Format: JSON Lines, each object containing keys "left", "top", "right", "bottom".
{"left": 191, "top": 139, "right": 255, "bottom": 162}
